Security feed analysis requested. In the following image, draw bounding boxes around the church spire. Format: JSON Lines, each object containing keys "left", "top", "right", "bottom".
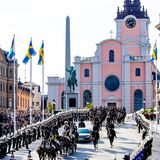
{"left": 116, "top": 0, "right": 149, "bottom": 19}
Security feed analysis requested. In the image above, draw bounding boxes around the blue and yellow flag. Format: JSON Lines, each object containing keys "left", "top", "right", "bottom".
{"left": 149, "top": 43, "right": 158, "bottom": 62}
{"left": 7, "top": 35, "right": 15, "bottom": 61}
{"left": 38, "top": 40, "right": 44, "bottom": 65}
{"left": 23, "top": 38, "right": 37, "bottom": 64}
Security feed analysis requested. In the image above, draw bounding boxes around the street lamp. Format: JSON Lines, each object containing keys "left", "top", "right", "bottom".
{"left": 52, "top": 99, "right": 56, "bottom": 116}
{"left": 143, "top": 98, "right": 146, "bottom": 111}
{"left": 155, "top": 16, "right": 160, "bottom": 128}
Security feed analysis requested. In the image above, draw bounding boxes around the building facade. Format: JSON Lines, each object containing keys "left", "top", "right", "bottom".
{"left": 0, "top": 48, "right": 18, "bottom": 109}
{"left": 23, "top": 82, "right": 41, "bottom": 111}
{"left": 47, "top": 0, "right": 156, "bottom": 113}
{"left": 17, "top": 81, "right": 30, "bottom": 111}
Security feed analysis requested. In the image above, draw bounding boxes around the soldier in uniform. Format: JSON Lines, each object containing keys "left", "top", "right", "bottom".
{"left": 33, "top": 128, "right": 37, "bottom": 141}
{"left": 22, "top": 130, "right": 26, "bottom": 147}
{"left": 3, "top": 139, "right": 7, "bottom": 157}
{"left": 25, "top": 131, "right": 29, "bottom": 149}
{"left": 12, "top": 135, "right": 16, "bottom": 150}
{"left": 37, "top": 126, "right": 40, "bottom": 139}
{"left": 28, "top": 130, "right": 31, "bottom": 144}
{"left": 1, "top": 140, "right": 7, "bottom": 158}
{"left": 41, "top": 125, "right": 45, "bottom": 137}
{"left": 18, "top": 132, "right": 22, "bottom": 148}
{"left": 15, "top": 133, "right": 19, "bottom": 150}
{"left": 0, "top": 141, "right": 2, "bottom": 158}
{"left": 7, "top": 136, "right": 12, "bottom": 153}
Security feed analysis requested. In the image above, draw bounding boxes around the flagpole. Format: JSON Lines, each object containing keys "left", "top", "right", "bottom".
{"left": 13, "top": 35, "right": 16, "bottom": 135}
{"left": 30, "top": 58, "right": 32, "bottom": 126}
{"left": 42, "top": 62, "right": 44, "bottom": 121}
{"left": 156, "top": 59, "right": 158, "bottom": 131}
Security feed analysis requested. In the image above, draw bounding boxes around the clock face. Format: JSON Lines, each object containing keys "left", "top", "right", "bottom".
{"left": 125, "top": 17, "right": 136, "bottom": 28}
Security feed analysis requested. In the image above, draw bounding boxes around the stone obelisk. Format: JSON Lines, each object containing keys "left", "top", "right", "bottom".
{"left": 64, "top": 16, "right": 71, "bottom": 110}
{"left": 65, "top": 16, "right": 71, "bottom": 94}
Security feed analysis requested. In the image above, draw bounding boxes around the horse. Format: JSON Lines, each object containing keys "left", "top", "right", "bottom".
{"left": 57, "top": 135, "right": 74, "bottom": 156}
{"left": 50, "top": 138, "right": 62, "bottom": 157}
{"left": 107, "top": 128, "right": 117, "bottom": 148}
{"left": 92, "top": 130, "right": 100, "bottom": 150}
{"left": 37, "top": 139, "right": 58, "bottom": 160}
{"left": 37, "top": 142, "right": 46, "bottom": 160}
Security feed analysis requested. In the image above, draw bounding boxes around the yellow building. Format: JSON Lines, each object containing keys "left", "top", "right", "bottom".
{"left": 17, "top": 81, "right": 31, "bottom": 111}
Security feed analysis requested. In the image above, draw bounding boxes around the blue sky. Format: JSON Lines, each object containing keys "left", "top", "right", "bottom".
{"left": 0, "top": 0, "right": 159, "bottom": 93}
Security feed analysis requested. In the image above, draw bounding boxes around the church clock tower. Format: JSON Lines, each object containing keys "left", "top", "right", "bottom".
{"left": 114, "top": 0, "right": 152, "bottom": 112}
{"left": 115, "top": 0, "right": 150, "bottom": 56}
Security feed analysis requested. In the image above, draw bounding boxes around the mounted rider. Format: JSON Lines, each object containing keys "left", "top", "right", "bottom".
{"left": 66, "top": 66, "right": 78, "bottom": 92}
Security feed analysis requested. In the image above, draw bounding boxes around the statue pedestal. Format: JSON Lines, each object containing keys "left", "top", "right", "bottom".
{"left": 64, "top": 93, "right": 78, "bottom": 110}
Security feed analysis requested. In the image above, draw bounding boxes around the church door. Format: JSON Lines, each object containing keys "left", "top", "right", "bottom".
{"left": 107, "top": 103, "right": 116, "bottom": 110}
{"left": 83, "top": 90, "right": 92, "bottom": 107}
{"left": 134, "top": 89, "right": 143, "bottom": 112}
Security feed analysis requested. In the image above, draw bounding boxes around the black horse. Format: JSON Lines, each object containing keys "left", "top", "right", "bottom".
{"left": 57, "top": 135, "right": 74, "bottom": 156}
{"left": 92, "top": 130, "right": 100, "bottom": 150}
{"left": 107, "top": 128, "right": 117, "bottom": 148}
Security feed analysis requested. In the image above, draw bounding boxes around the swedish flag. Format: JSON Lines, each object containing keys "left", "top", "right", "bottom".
{"left": 23, "top": 38, "right": 37, "bottom": 64}
{"left": 38, "top": 40, "right": 44, "bottom": 65}
{"left": 7, "top": 35, "right": 15, "bottom": 61}
{"left": 148, "top": 43, "right": 158, "bottom": 62}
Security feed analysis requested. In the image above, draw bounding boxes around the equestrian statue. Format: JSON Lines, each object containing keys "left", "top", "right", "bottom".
{"left": 66, "top": 66, "right": 78, "bottom": 92}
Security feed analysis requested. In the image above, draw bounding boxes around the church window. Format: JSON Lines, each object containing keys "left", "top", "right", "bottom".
{"left": 135, "top": 68, "right": 141, "bottom": 76}
{"left": 134, "top": 89, "right": 143, "bottom": 112}
{"left": 105, "top": 75, "right": 120, "bottom": 91}
{"left": 84, "top": 69, "right": 89, "bottom": 77}
{"left": 109, "top": 50, "right": 114, "bottom": 62}
{"left": 83, "top": 90, "right": 92, "bottom": 107}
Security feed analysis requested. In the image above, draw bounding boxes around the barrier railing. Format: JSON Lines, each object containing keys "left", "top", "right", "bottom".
{"left": 0, "top": 109, "right": 90, "bottom": 142}
{"left": 129, "top": 109, "right": 153, "bottom": 160}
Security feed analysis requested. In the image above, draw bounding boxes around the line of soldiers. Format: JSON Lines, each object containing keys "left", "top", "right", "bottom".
{"left": 0, "top": 109, "right": 91, "bottom": 159}
{"left": 0, "top": 126, "right": 42, "bottom": 158}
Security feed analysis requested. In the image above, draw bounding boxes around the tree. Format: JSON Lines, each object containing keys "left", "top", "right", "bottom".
{"left": 47, "top": 102, "right": 52, "bottom": 113}
{"left": 84, "top": 102, "right": 93, "bottom": 109}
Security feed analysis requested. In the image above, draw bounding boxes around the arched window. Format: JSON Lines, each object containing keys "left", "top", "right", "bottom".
{"left": 135, "top": 68, "right": 141, "bottom": 76}
{"left": 109, "top": 50, "right": 114, "bottom": 62}
{"left": 134, "top": 89, "right": 143, "bottom": 112}
{"left": 83, "top": 90, "right": 92, "bottom": 107}
{"left": 84, "top": 69, "right": 89, "bottom": 77}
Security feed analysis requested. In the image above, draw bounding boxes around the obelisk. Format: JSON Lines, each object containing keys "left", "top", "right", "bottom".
{"left": 64, "top": 16, "right": 71, "bottom": 110}
{"left": 65, "top": 16, "right": 71, "bottom": 93}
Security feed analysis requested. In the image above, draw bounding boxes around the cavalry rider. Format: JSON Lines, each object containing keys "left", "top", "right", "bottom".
{"left": 92, "top": 129, "right": 100, "bottom": 150}
{"left": 78, "top": 118, "right": 86, "bottom": 128}
{"left": 108, "top": 127, "right": 117, "bottom": 148}
{"left": 64, "top": 121, "right": 70, "bottom": 133}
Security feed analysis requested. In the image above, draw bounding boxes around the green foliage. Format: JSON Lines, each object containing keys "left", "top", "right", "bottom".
{"left": 84, "top": 102, "right": 93, "bottom": 109}
{"left": 144, "top": 107, "right": 156, "bottom": 114}
{"left": 47, "top": 102, "right": 53, "bottom": 112}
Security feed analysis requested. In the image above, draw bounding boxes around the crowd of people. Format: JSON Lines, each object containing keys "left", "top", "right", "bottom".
{"left": 0, "top": 109, "right": 90, "bottom": 159}
{"left": 1, "top": 105, "right": 152, "bottom": 160}
{"left": 0, "top": 108, "right": 51, "bottom": 138}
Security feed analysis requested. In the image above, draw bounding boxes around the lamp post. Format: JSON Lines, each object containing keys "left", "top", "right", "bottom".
{"left": 155, "top": 16, "right": 160, "bottom": 129}
{"left": 143, "top": 98, "right": 146, "bottom": 112}
{"left": 52, "top": 99, "right": 56, "bottom": 116}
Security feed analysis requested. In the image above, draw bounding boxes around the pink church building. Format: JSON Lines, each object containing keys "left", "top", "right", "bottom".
{"left": 47, "top": 0, "right": 156, "bottom": 113}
